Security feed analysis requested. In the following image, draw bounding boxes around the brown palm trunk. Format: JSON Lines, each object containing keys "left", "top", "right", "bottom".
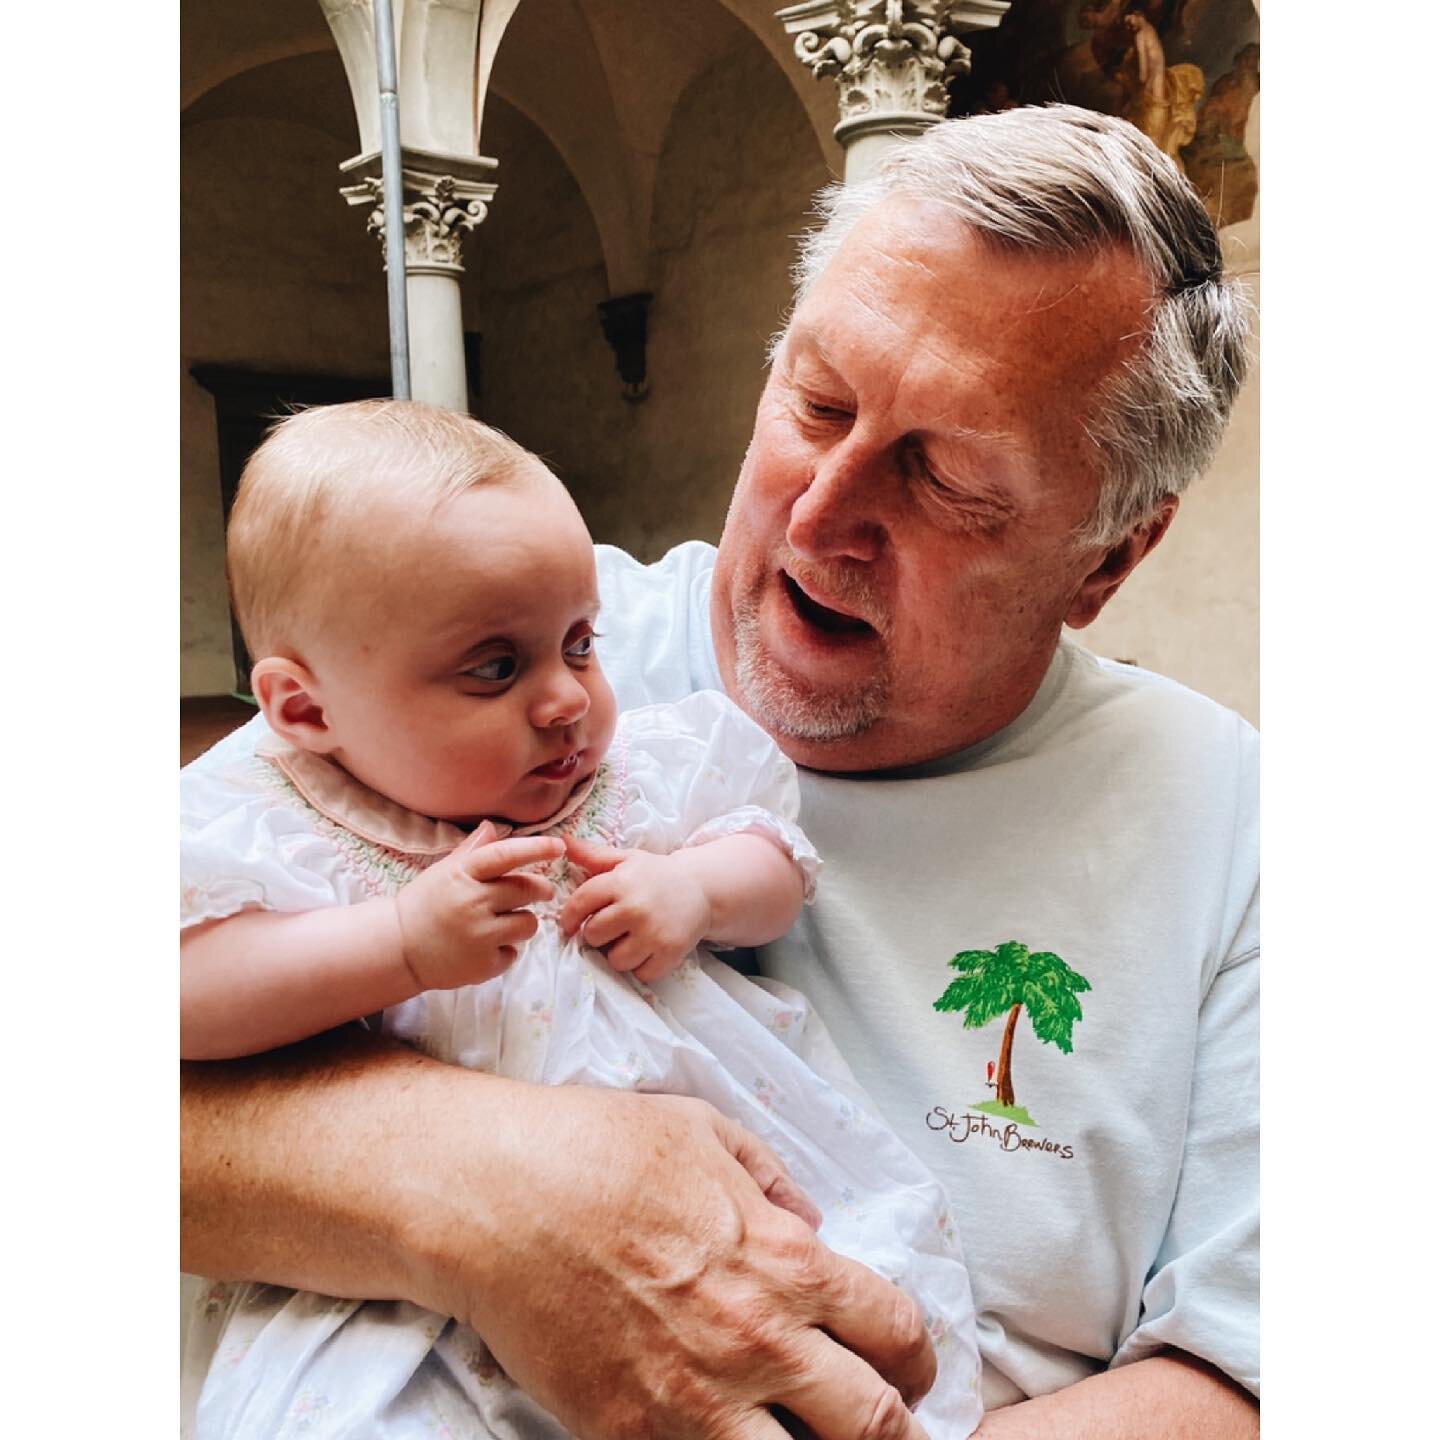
{"left": 995, "top": 1003, "right": 1021, "bottom": 1108}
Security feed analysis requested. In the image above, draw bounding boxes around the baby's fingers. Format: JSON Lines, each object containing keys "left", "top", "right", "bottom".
{"left": 489, "top": 909, "right": 541, "bottom": 948}
{"left": 601, "top": 933, "right": 659, "bottom": 979}
{"left": 605, "top": 935, "right": 654, "bottom": 974}
{"left": 562, "top": 834, "right": 631, "bottom": 876}
{"left": 461, "top": 835, "right": 565, "bottom": 881}
{"left": 558, "top": 874, "right": 619, "bottom": 936}
{"left": 575, "top": 902, "right": 631, "bottom": 951}
{"left": 481, "top": 873, "right": 555, "bottom": 913}
{"left": 632, "top": 952, "right": 682, "bottom": 985}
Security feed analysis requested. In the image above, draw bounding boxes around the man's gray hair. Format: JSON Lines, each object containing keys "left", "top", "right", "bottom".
{"left": 790, "top": 105, "right": 1252, "bottom": 546}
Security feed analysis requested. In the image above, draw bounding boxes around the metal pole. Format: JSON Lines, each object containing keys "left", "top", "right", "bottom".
{"left": 373, "top": 0, "right": 410, "bottom": 398}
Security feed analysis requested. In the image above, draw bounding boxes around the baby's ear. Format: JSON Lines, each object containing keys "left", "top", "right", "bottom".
{"left": 251, "top": 657, "right": 336, "bottom": 754}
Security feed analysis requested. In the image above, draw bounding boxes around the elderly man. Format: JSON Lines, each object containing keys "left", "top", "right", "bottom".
{"left": 183, "top": 106, "right": 1257, "bottom": 1438}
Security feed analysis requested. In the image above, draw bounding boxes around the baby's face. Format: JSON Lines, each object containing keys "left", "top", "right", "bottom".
{"left": 308, "top": 473, "right": 617, "bottom": 825}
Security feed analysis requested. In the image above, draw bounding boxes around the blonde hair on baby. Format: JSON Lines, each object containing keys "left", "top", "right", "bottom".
{"left": 228, "top": 399, "right": 540, "bottom": 660}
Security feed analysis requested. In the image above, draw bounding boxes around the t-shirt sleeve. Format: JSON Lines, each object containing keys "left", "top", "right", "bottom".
{"left": 179, "top": 754, "right": 360, "bottom": 930}
{"left": 1111, "top": 723, "right": 1260, "bottom": 1395}
{"left": 615, "top": 689, "right": 822, "bottom": 902}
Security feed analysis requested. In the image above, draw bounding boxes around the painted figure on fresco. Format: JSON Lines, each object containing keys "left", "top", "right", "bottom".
{"left": 1182, "top": 42, "right": 1260, "bottom": 227}
{"left": 1121, "top": 9, "right": 1206, "bottom": 163}
{"left": 955, "top": 1, "right": 1259, "bottom": 226}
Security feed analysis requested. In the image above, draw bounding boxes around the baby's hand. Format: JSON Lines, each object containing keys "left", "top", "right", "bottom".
{"left": 558, "top": 836, "right": 712, "bottom": 985}
{"left": 394, "top": 822, "right": 564, "bottom": 992}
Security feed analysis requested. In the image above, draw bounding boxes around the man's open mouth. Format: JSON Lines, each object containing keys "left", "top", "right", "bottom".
{"left": 781, "top": 571, "right": 875, "bottom": 636}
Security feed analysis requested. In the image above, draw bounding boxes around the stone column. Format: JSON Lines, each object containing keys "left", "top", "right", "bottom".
{"left": 777, "top": 1, "right": 1010, "bottom": 181}
{"left": 340, "top": 148, "right": 498, "bottom": 412}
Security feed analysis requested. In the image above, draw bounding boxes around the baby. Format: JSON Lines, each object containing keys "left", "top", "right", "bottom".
{"left": 180, "top": 400, "right": 982, "bottom": 1439}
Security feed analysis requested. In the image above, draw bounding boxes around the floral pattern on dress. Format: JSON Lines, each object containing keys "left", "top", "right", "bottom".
{"left": 280, "top": 1390, "right": 333, "bottom": 1436}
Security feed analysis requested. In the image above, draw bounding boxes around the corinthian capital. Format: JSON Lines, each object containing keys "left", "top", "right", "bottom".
{"left": 339, "top": 147, "right": 499, "bottom": 276}
{"left": 778, "top": 1, "right": 1009, "bottom": 143}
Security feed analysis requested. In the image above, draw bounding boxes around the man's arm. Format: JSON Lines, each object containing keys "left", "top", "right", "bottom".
{"left": 182, "top": 1026, "right": 939, "bottom": 1440}
{"left": 975, "top": 1351, "right": 1257, "bottom": 1439}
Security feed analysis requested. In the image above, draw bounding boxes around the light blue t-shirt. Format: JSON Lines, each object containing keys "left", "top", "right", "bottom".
{"left": 596, "top": 541, "right": 1259, "bottom": 1407}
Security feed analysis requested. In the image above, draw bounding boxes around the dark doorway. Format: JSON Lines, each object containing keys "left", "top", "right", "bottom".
{"left": 190, "top": 366, "right": 390, "bottom": 695}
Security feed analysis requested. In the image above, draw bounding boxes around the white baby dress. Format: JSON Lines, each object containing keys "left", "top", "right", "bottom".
{"left": 180, "top": 690, "right": 983, "bottom": 1439}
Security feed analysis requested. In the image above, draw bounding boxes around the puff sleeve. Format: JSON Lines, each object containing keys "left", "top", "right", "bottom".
{"left": 180, "top": 734, "right": 369, "bottom": 929}
{"left": 613, "top": 690, "right": 822, "bottom": 902}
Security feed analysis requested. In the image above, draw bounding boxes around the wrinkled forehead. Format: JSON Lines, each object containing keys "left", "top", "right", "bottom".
{"left": 793, "top": 196, "right": 1155, "bottom": 411}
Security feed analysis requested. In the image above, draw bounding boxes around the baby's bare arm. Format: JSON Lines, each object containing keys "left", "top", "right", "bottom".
{"left": 671, "top": 832, "right": 806, "bottom": 948}
{"left": 181, "top": 902, "right": 413, "bottom": 1059}
{"left": 182, "top": 829, "right": 565, "bottom": 1059}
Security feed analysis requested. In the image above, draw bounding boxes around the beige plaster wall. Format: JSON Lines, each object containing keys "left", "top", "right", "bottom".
{"left": 1077, "top": 116, "right": 1261, "bottom": 725}
{"left": 1077, "top": 277, "right": 1258, "bottom": 723}
{"left": 630, "top": 43, "right": 831, "bottom": 552}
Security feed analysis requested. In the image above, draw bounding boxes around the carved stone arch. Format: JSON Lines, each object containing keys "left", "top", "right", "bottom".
{"left": 709, "top": 0, "right": 844, "bottom": 171}
{"left": 484, "top": 79, "right": 646, "bottom": 296}
{"left": 479, "top": 0, "right": 840, "bottom": 299}
{"left": 181, "top": 0, "right": 335, "bottom": 113}
{"left": 181, "top": 49, "right": 364, "bottom": 151}
{"left": 640, "top": 8, "right": 835, "bottom": 269}
{"left": 316, "top": 0, "right": 484, "bottom": 155}
{"left": 481, "top": 0, "right": 648, "bottom": 296}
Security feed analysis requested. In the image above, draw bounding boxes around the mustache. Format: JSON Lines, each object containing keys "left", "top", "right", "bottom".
{"left": 774, "top": 547, "right": 891, "bottom": 633}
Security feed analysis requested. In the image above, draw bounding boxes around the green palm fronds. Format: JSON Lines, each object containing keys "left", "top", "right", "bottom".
{"left": 934, "top": 940, "right": 1091, "bottom": 1052}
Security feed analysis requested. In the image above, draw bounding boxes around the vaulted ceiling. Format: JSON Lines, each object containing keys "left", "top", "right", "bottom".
{"left": 182, "top": 0, "right": 841, "bottom": 297}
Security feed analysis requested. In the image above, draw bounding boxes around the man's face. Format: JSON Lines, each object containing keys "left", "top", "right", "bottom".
{"left": 711, "top": 196, "right": 1157, "bottom": 772}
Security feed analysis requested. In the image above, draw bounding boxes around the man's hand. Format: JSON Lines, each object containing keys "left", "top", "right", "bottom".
{"left": 420, "top": 1083, "right": 936, "bottom": 1440}
{"left": 559, "top": 836, "right": 713, "bottom": 983}
{"left": 184, "top": 1032, "right": 938, "bottom": 1440}
{"left": 394, "top": 823, "right": 564, "bottom": 990}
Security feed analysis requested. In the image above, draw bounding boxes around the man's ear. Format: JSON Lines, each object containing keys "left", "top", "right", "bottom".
{"left": 1065, "top": 498, "right": 1178, "bottom": 630}
{"left": 250, "top": 657, "right": 337, "bottom": 754}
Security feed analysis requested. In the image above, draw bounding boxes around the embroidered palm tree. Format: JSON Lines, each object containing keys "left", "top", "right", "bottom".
{"left": 933, "top": 941, "right": 1092, "bottom": 1126}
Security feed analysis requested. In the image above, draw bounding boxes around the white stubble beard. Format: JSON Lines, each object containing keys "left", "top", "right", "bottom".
{"left": 729, "top": 565, "right": 892, "bottom": 742}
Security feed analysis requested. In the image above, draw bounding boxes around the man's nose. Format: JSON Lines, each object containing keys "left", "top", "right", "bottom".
{"left": 530, "top": 666, "right": 590, "bottom": 730}
{"left": 786, "top": 438, "right": 889, "bottom": 563}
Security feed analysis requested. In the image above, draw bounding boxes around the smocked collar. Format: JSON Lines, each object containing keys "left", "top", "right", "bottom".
{"left": 256, "top": 734, "right": 597, "bottom": 858}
